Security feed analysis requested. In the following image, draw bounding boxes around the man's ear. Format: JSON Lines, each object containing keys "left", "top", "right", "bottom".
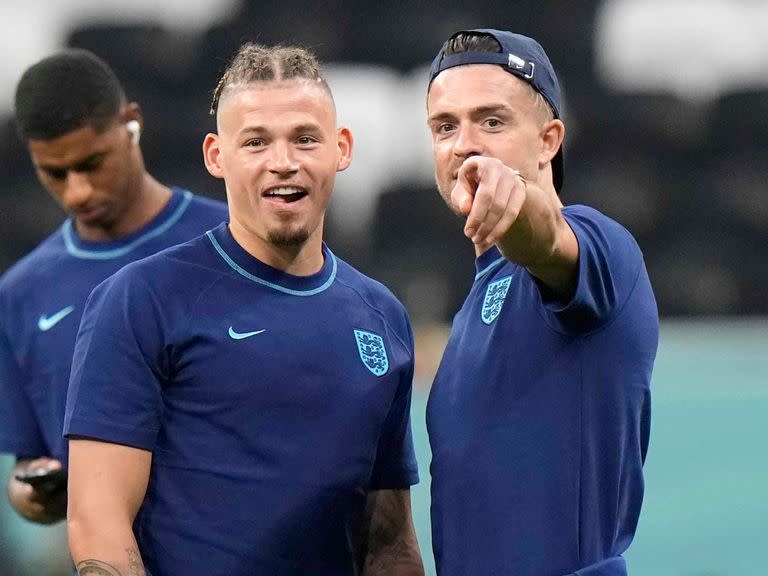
{"left": 203, "top": 133, "right": 224, "bottom": 179}
{"left": 336, "top": 126, "right": 353, "bottom": 172}
{"left": 539, "top": 118, "right": 565, "bottom": 167}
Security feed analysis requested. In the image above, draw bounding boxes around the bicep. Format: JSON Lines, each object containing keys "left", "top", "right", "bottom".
{"left": 68, "top": 438, "right": 151, "bottom": 522}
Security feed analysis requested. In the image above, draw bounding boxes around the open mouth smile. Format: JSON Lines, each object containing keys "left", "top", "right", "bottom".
{"left": 262, "top": 186, "right": 308, "bottom": 204}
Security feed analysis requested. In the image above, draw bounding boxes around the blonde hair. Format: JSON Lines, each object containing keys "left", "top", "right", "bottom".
{"left": 210, "top": 43, "right": 330, "bottom": 116}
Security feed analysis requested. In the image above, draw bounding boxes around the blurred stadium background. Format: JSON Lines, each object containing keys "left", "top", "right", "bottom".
{"left": 0, "top": 0, "right": 766, "bottom": 574}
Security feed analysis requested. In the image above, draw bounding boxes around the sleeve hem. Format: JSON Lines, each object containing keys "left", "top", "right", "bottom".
{"left": 539, "top": 208, "right": 644, "bottom": 336}
{"left": 370, "top": 469, "right": 420, "bottom": 490}
{"left": 64, "top": 418, "right": 157, "bottom": 452}
{"left": 0, "top": 437, "right": 48, "bottom": 459}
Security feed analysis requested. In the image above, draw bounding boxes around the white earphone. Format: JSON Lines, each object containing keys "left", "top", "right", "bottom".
{"left": 126, "top": 120, "right": 141, "bottom": 145}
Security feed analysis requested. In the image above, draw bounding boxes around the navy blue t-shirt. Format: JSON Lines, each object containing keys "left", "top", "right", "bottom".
{"left": 64, "top": 223, "right": 419, "bottom": 576}
{"left": 427, "top": 206, "right": 658, "bottom": 576}
{"left": 0, "top": 188, "right": 227, "bottom": 464}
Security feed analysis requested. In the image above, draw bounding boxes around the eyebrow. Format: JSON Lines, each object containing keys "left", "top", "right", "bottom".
{"left": 38, "top": 152, "right": 106, "bottom": 173}
{"left": 238, "top": 122, "right": 324, "bottom": 137}
{"left": 291, "top": 122, "right": 323, "bottom": 134}
{"left": 428, "top": 103, "right": 513, "bottom": 124}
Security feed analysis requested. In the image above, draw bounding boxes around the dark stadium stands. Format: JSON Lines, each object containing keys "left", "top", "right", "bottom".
{"left": 2, "top": 7, "right": 766, "bottom": 317}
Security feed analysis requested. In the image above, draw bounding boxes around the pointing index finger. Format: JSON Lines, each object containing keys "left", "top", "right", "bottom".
{"left": 451, "top": 157, "right": 482, "bottom": 216}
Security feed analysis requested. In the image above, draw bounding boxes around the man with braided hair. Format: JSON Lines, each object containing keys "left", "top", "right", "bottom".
{"left": 64, "top": 43, "right": 423, "bottom": 576}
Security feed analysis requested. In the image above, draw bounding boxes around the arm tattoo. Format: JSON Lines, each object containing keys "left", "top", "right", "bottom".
{"left": 362, "top": 490, "right": 424, "bottom": 576}
{"left": 76, "top": 548, "right": 145, "bottom": 576}
{"left": 126, "top": 547, "right": 146, "bottom": 576}
{"left": 76, "top": 560, "right": 122, "bottom": 576}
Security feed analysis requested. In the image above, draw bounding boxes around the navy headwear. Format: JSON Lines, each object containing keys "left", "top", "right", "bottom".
{"left": 429, "top": 29, "right": 564, "bottom": 192}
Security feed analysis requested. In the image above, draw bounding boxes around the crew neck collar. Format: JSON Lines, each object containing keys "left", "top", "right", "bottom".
{"left": 206, "top": 223, "right": 337, "bottom": 296}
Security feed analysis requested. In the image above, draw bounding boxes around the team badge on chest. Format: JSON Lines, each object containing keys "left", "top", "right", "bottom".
{"left": 481, "top": 275, "right": 512, "bottom": 325}
{"left": 354, "top": 329, "right": 389, "bottom": 377}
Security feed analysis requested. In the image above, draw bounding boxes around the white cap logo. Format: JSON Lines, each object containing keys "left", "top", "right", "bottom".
{"left": 508, "top": 53, "right": 535, "bottom": 80}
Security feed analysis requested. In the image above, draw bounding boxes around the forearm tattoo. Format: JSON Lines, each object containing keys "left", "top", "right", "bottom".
{"left": 76, "top": 548, "right": 146, "bottom": 576}
{"left": 126, "top": 548, "right": 145, "bottom": 576}
{"left": 362, "top": 491, "right": 424, "bottom": 576}
{"left": 76, "top": 560, "right": 121, "bottom": 576}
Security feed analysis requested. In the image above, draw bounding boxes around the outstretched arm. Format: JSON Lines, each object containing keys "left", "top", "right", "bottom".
{"left": 360, "top": 489, "right": 424, "bottom": 576}
{"left": 67, "top": 438, "right": 151, "bottom": 576}
{"left": 453, "top": 156, "right": 579, "bottom": 299}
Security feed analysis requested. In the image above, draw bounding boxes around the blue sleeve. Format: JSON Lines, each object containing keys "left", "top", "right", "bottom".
{"left": 64, "top": 269, "right": 168, "bottom": 451}
{"left": 0, "top": 326, "right": 47, "bottom": 458}
{"left": 542, "top": 206, "right": 646, "bottom": 334}
{"left": 369, "top": 313, "right": 419, "bottom": 490}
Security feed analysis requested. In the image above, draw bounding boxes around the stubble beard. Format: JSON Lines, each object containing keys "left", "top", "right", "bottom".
{"left": 266, "top": 225, "right": 312, "bottom": 247}
{"left": 436, "top": 176, "right": 463, "bottom": 218}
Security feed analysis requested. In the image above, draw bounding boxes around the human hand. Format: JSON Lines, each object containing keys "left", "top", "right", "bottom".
{"left": 451, "top": 156, "right": 527, "bottom": 252}
{"left": 7, "top": 457, "right": 67, "bottom": 524}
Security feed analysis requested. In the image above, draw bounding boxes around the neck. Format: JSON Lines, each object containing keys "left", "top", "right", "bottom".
{"left": 228, "top": 220, "right": 325, "bottom": 276}
{"left": 74, "top": 173, "right": 172, "bottom": 242}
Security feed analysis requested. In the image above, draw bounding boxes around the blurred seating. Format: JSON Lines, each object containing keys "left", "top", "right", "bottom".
{"left": 324, "top": 64, "right": 412, "bottom": 244}
{"left": 368, "top": 183, "right": 475, "bottom": 323}
{"left": 0, "top": 8, "right": 766, "bottom": 317}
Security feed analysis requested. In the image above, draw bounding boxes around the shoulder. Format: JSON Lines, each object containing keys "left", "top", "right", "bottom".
{"left": 0, "top": 227, "right": 66, "bottom": 295}
{"left": 562, "top": 204, "right": 646, "bottom": 281}
{"left": 334, "top": 256, "right": 412, "bottom": 340}
{"left": 177, "top": 189, "right": 228, "bottom": 219}
{"left": 562, "top": 205, "right": 642, "bottom": 254}
{"left": 545, "top": 205, "right": 655, "bottom": 334}
{"left": 93, "top": 232, "right": 221, "bottom": 304}
{"left": 335, "top": 256, "right": 408, "bottom": 319}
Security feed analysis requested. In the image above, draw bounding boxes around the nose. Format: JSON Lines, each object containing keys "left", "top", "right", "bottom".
{"left": 267, "top": 141, "right": 299, "bottom": 176}
{"left": 61, "top": 171, "right": 94, "bottom": 210}
{"left": 452, "top": 123, "right": 483, "bottom": 159}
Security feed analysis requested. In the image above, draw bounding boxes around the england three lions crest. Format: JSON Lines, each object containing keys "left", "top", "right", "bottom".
{"left": 354, "top": 329, "right": 389, "bottom": 377}
{"left": 482, "top": 275, "right": 512, "bottom": 325}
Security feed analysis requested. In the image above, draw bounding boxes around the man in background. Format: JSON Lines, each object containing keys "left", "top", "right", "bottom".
{"left": 64, "top": 43, "right": 423, "bottom": 576}
{"left": 425, "top": 29, "right": 658, "bottom": 575}
{"left": 0, "top": 49, "right": 227, "bottom": 526}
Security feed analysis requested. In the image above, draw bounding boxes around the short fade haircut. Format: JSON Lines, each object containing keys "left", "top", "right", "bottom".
{"left": 443, "top": 31, "right": 555, "bottom": 122}
{"left": 14, "top": 49, "right": 126, "bottom": 141}
{"left": 210, "top": 43, "right": 331, "bottom": 116}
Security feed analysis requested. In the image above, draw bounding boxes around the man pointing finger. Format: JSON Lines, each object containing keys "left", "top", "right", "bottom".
{"left": 425, "top": 29, "right": 659, "bottom": 576}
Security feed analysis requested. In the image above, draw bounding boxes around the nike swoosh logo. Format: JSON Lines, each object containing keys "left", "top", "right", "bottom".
{"left": 38, "top": 305, "right": 75, "bottom": 332}
{"left": 228, "top": 326, "right": 267, "bottom": 340}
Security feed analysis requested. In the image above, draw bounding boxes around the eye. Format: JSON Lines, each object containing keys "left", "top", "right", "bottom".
{"left": 434, "top": 123, "right": 455, "bottom": 135}
{"left": 483, "top": 118, "right": 503, "bottom": 129}
{"left": 245, "top": 138, "right": 265, "bottom": 148}
{"left": 74, "top": 160, "right": 102, "bottom": 174}
{"left": 44, "top": 168, "right": 67, "bottom": 181}
{"left": 296, "top": 135, "right": 318, "bottom": 145}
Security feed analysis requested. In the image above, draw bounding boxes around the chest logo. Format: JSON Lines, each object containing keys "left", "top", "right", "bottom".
{"left": 228, "top": 326, "right": 267, "bottom": 340}
{"left": 38, "top": 305, "right": 75, "bottom": 332}
{"left": 354, "top": 329, "right": 389, "bottom": 377}
{"left": 481, "top": 275, "right": 512, "bottom": 325}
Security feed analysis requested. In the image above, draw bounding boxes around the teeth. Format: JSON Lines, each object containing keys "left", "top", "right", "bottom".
{"left": 266, "top": 187, "right": 304, "bottom": 196}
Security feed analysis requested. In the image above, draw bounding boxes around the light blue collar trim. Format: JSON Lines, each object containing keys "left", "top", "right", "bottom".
{"left": 206, "top": 231, "right": 337, "bottom": 296}
{"left": 474, "top": 256, "right": 506, "bottom": 280}
{"left": 63, "top": 190, "right": 193, "bottom": 260}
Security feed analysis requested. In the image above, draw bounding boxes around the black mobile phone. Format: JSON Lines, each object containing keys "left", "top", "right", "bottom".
{"left": 15, "top": 467, "right": 67, "bottom": 494}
